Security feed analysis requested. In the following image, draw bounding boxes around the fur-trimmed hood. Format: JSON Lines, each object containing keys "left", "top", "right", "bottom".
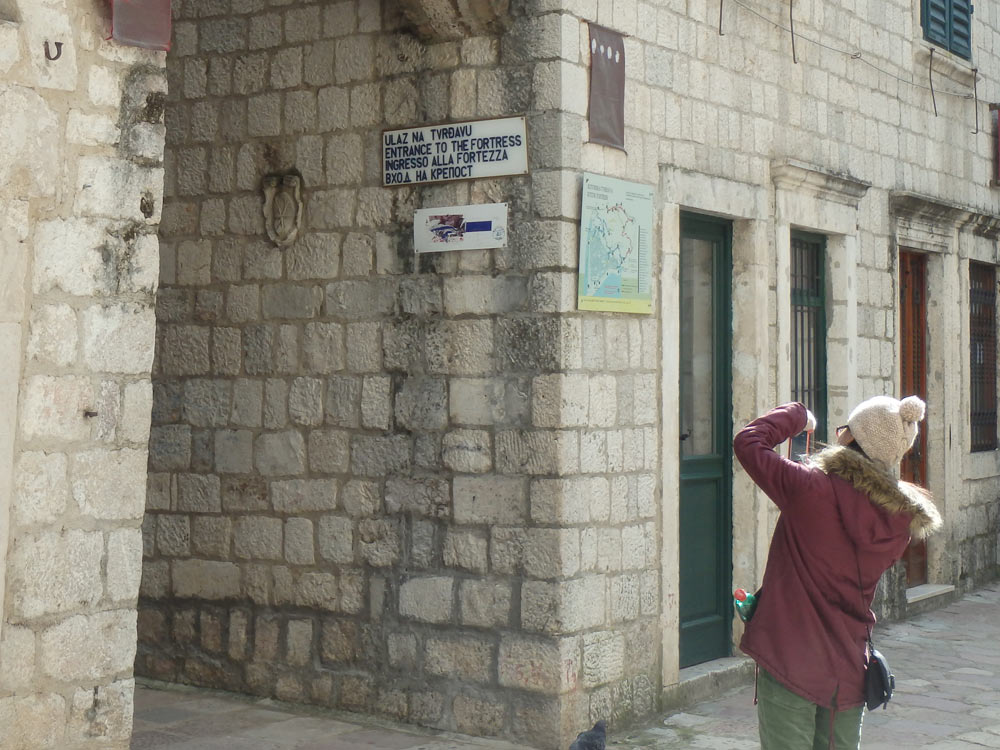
{"left": 809, "top": 445, "right": 942, "bottom": 539}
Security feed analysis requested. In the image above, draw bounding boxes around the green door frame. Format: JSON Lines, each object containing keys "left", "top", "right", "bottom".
{"left": 678, "top": 212, "right": 733, "bottom": 668}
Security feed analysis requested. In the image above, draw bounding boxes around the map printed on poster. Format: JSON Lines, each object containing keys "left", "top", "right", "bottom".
{"left": 383, "top": 116, "right": 527, "bottom": 186}
{"left": 414, "top": 203, "right": 509, "bottom": 253}
{"left": 577, "top": 173, "right": 654, "bottom": 314}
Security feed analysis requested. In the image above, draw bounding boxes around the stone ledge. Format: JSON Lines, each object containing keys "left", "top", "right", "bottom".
{"left": 905, "top": 583, "right": 958, "bottom": 617}
{"left": 661, "top": 656, "right": 754, "bottom": 713}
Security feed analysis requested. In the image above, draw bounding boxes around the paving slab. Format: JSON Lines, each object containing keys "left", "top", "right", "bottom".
{"left": 133, "top": 583, "right": 1000, "bottom": 750}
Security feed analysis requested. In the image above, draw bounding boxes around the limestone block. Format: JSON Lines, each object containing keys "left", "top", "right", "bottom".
{"left": 317, "top": 515, "right": 354, "bottom": 564}
{"left": 156, "top": 515, "right": 191, "bottom": 557}
{"left": 254, "top": 430, "right": 306, "bottom": 475}
{"left": 248, "top": 92, "right": 282, "bottom": 136}
{"left": 19, "top": 375, "right": 93, "bottom": 443}
{"left": 524, "top": 528, "right": 581, "bottom": 579}
{"left": 68, "top": 679, "right": 134, "bottom": 743}
{"left": 610, "top": 573, "right": 640, "bottom": 622}
{"left": 0, "top": 85, "right": 59, "bottom": 199}
{"left": 499, "top": 634, "right": 580, "bottom": 693}
{"left": 399, "top": 576, "right": 454, "bottom": 623}
{"left": 284, "top": 518, "right": 315, "bottom": 566}
{"left": 122, "top": 380, "right": 154, "bottom": 444}
{"left": 140, "top": 560, "right": 169, "bottom": 599}
{"left": 318, "top": 85, "right": 350, "bottom": 132}
{"left": 425, "top": 635, "right": 492, "bottom": 683}
{"left": 350, "top": 434, "right": 411, "bottom": 476}
{"left": 395, "top": 377, "right": 448, "bottom": 431}
{"left": 582, "top": 631, "right": 625, "bottom": 687}
{"left": 262, "top": 284, "right": 323, "bottom": 319}
{"left": 358, "top": 518, "right": 400, "bottom": 567}
{"left": 0, "top": 200, "right": 28, "bottom": 320}
{"left": 288, "top": 233, "right": 340, "bottom": 280}
{"left": 0, "top": 693, "right": 65, "bottom": 749}
{"left": 450, "top": 378, "right": 529, "bottom": 426}
{"left": 427, "top": 319, "right": 494, "bottom": 375}
{"left": 271, "top": 478, "right": 338, "bottom": 512}
{"left": 71, "top": 448, "right": 147, "bottom": 520}
{"left": 26, "top": 304, "right": 77, "bottom": 367}
{"left": 231, "top": 380, "right": 263, "bottom": 427}
{"left": 263, "top": 378, "right": 289, "bottom": 427}
{"left": 0, "top": 625, "right": 35, "bottom": 692}
{"left": 81, "top": 303, "right": 157, "bottom": 374}
{"left": 384, "top": 476, "right": 449, "bottom": 517}
{"left": 387, "top": 631, "right": 417, "bottom": 669}
{"left": 177, "top": 473, "right": 222, "bottom": 513}
{"left": 286, "top": 618, "right": 313, "bottom": 666}
{"left": 295, "top": 571, "right": 339, "bottom": 610}
{"left": 454, "top": 475, "right": 527, "bottom": 525}
{"left": 75, "top": 157, "right": 163, "bottom": 223}
{"left": 530, "top": 476, "right": 609, "bottom": 524}
{"left": 441, "top": 528, "right": 487, "bottom": 576}
{"left": 345, "top": 322, "right": 381, "bottom": 372}
{"left": 443, "top": 275, "right": 529, "bottom": 316}
{"left": 173, "top": 559, "right": 241, "bottom": 599}
{"left": 149, "top": 425, "right": 191, "bottom": 471}
{"left": 442, "top": 429, "right": 492, "bottom": 473}
{"left": 621, "top": 525, "right": 646, "bottom": 570}
{"left": 459, "top": 579, "right": 512, "bottom": 629}
{"left": 106, "top": 528, "right": 143, "bottom": 603}
{"left": 521, "top": 576, "right": 606, "bottom": 634}
{"left": 177, "top": 239, "right": 212, "bottom": 285}
{"left": 359, "top": 375, "right": 391, "bottom": 430}
{"left": 215, "top": 429, "right": 253, "bottom": 474}
{"left": 40, "top": 609, "right": 136, "bottom": 681}
{"left": 13, "top": 451, "right": 69, "bottom": 526}
{"left": 234, "top": 516, "right": 283, "bottom": 560}
{"left": 325, "top": 279, "right": 393, "bottom": 318}
{"left": 289, "top": 377, "right": 325, "bottom": 427}
{"left": 302, "top": 321, "right": 345, "bottom": 374}
{"left": 453, "top": 694, "right": 505, "bottom": 736}
{"left": 161, "top": 324, "right": 211, "bottom": 376}
{"left": 307, "top": 429, "right": 349, "bottom": 473}
{"left": 191, "top": 516, "right": 232, "bottom": 558}
{"left": 532, "top": 374, "right": 589, "bottom": 428}
{"left": 0, "top": 23, "right": 19, "bottom": 74}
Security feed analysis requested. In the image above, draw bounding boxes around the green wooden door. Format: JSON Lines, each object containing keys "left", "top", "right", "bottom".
{"left": 678, "top": 214, "right": 733, "bottom": 668}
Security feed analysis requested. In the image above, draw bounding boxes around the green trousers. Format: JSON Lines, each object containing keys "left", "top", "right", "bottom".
{"left": 757, "top": 668, "right": 864, "bottom": 750}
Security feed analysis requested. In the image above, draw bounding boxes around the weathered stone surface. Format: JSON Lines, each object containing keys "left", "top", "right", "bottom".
{"left": 399, "top": 576, "right": 453, "bottom": 623}
{"left": 0, "top": 625, "right": 35, "bottom": 692}
{"left": 40, "top": 610, "right": 136, "bottom": 681}
{"left": 254, "top": 430, "right": 306, "bottom": 475}
{"left": 454, "top": 476, "right": 528, "bottom": 525}
{"left": 71, "top": 448, "right": 147, "bottom": 520}
{"left": 271, "top": 478, "right": 339, "bottom": 512}
{"left": 68, "top": 679, "right": 134, "bottom": 743}
{"left": 9, "top": 530, "right": 104, "bottom": 620}
{"left": 172, "top": 560, "right": 241, "bottom": 599}
{"left": 425, "top": 635, "right": 492, "bottom": 683}
{"left": 13, "top": 451, "right": 69, "bottom": 526}
{"left": 0, "top": 693, "right": 65, "bottom": 749}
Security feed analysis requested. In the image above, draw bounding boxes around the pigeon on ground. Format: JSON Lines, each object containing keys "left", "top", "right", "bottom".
{"left": 569, "top": 720, "right": 607, "bottom": 750}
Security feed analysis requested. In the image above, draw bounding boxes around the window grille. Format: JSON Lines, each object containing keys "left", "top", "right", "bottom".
{"left": 970, "top": 262, "right": 997, "bottom": 452}
{"left": 790, "top": 232, "right": 827, "bottom": 452}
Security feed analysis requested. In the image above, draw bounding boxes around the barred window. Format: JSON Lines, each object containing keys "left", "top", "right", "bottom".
{"left": 970, "top": 262, "right": 997, "bottom": 452}
{"left": 790, "top": 232, "right": 827, "bottom": 453}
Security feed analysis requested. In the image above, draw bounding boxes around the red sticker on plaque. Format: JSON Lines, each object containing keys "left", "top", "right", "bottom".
{"left": 111, "top": 0, "right": 172, "bottom": 52}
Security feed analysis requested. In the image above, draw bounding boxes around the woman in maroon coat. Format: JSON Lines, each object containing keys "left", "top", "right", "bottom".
{"left": 734, "top": 397, "right": 941, "bottom": 750}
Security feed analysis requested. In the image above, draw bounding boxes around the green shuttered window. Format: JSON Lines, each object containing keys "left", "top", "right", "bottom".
{"left": 923, "top": 0, "right": 973, "bottom": 60}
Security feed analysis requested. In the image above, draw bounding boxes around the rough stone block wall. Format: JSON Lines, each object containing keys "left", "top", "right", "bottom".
{"left": 0, "top": 2, "right": 165, "bottom": 748}
{"left": 142, "top": 1, "right": 661, "bottom": 748}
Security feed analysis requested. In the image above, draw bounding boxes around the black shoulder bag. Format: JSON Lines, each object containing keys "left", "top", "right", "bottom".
{"left": 855, "top": 559, "right": 895, "bottom": 710}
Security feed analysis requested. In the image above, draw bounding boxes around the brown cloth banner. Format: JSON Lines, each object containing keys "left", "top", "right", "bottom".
{"left": 112, "top": 0, "right": 172, "bottom": 51}
{"left": 588, "top": 24, "right": 626, "bottom": 151}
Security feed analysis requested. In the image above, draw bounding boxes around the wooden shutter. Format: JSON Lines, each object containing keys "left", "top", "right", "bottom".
{"left": 951, "top": 0, "right": 973, "bottom": 59}
{"left": 923, "top": 0, "right": 952, "bottom": 47}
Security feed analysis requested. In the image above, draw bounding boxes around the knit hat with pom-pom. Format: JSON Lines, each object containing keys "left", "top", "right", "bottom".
{"left": 837, "top": 395, "right": 926, "bottom": 470}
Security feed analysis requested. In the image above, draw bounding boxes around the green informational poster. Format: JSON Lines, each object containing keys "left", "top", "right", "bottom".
{"left": 577, "top": 172, "right": 654, "bottom": 314}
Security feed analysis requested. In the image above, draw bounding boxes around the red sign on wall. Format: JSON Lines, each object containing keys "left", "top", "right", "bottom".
{"left": 111, "top": 0, "right": 171, "bottom": 51}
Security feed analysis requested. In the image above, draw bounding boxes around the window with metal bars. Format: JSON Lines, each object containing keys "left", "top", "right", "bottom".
{"left": 790, "top": 232, "right": 827, "bottom": 454}
{"left": 969, "top": 262, "right": 997, "bottom": 452}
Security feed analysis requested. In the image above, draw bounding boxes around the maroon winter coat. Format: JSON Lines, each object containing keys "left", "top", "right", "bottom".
{"left": 734, "top": 403, "right": 941, "bottom": 709}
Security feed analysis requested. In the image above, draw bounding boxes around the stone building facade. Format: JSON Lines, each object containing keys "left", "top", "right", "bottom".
{"left": 0, "top": 1, "right": 166, "bottom": 748}
{"left": 4, "top": 0, "right": 1000, "bottom": 749}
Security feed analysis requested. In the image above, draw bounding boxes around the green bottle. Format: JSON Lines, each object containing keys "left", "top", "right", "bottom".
{"left": 734, "top": 588, "right": 758, "bottom": 622}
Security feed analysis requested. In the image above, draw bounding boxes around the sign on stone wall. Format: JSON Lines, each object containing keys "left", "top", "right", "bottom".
{"left": 383, "top": 117, "right": 527, "bottom": 186}
{"left": 577, "top": 172, "right": 654, "bottom": 314}
{"left": 413, "top": 203, "right": 509, "bottom": 253}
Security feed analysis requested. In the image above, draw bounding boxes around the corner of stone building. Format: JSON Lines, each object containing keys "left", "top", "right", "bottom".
{"left": 0, "top": 0, "right": 166, "bottom": 748}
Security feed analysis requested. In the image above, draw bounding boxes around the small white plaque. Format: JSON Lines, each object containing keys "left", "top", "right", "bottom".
{"left": 414, "top": 203, "right": 509, "bottom": 253}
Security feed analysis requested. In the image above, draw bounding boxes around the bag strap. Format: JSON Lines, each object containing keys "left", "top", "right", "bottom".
{"left": 854, "top": 550, "right": 874, "bottom": 651}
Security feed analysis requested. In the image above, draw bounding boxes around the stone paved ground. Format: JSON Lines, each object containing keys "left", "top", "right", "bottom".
{"left": 133, "top": 583, "right": 1000, "bottom": 750}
